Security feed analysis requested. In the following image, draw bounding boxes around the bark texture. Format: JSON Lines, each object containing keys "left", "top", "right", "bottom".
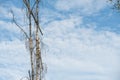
{"left": 12, "top": 0, "right": 46, "bottom": 80}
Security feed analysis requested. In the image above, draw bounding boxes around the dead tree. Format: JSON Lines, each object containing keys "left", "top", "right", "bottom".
{"left": 11, "top": 0, "right": 46, "bottom": 80}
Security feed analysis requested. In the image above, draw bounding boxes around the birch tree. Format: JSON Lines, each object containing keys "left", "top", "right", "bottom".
{"left": 11, "top": 0, "right": 46, "bottom": 80}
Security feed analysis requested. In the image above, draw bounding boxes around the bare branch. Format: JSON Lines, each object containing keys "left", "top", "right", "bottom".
{"left": 31, "top": 0, "right": 37, "bottom": 11}
{"left": 23, "top": 0, "right": 43, "bottom": 35}
{"left": 11, "top": 10, "right": 29, "bottom": 39}
{"left": 38, "top": 26, "right": 43, "bottom": 35}
{"left": 13, "top": 0, "right": 45, "bottom": 80}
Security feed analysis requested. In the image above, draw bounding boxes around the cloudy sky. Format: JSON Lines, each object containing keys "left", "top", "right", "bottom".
{"left": 0, "top": 0, "right": 120, "bottom": 80}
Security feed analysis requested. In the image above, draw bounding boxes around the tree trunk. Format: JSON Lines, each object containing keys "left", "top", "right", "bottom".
{"left": 12, "top": 0, "right": 45, "bottom": 80}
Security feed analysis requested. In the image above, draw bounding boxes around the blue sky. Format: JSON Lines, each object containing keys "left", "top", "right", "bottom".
{"left": 0, "top": 0, "right": 120, "bottom": 80}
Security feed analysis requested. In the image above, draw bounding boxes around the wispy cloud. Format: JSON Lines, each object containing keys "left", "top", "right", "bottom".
{"left": 55, "top": 0, "right": 107, "bottom": 15}
{"left": 0, "top": 0, "right": 120, "bottom": 80}
{"left": 43, "top": 16, "right": 120, "bottom": 80}
{"left": 0, "top": 40, "right": 30, "bottom": 80}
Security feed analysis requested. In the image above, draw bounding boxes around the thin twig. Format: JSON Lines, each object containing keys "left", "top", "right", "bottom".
{"left": 11, "top": 10, "right": 29, "bottom": 39}
{"left": 23, "top": 0, "right": 43, "bottom": 35}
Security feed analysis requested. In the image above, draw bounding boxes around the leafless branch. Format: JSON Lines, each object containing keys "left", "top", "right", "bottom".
{"left": 12, "top": 0, "right": 46, "bottom": 80}
{"left": 11, "top": 10, "right": 29, "bottom": 39}
{"left": 23, "top": 0, "right": 43, "bottom": 35}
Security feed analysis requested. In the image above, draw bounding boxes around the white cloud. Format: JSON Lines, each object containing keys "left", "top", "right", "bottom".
{"left": 0, "top": 20, "right": 19, "bottom": 33}
{"left": 0, "top": 1, "right": 120, "bottom": 80}
{"left": 0, "top": 40, "right": 30, "bottom": 80}
{"left": 1, "top": 14, "right": 120, "bottom": 80}
{"left": 0, "top": 4, "right": 23, "bottom": 19}
{"left": 55, "top": 0, "right": 107, "bottom": 15}
{"left": 0, "top": 20, "right": 27, "bottom": 41}
{"left": 43, "top": 16, "right": 120, "bottom": 80}
{"left": 0, "top": 5, "right": 31, "bottom": 41}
